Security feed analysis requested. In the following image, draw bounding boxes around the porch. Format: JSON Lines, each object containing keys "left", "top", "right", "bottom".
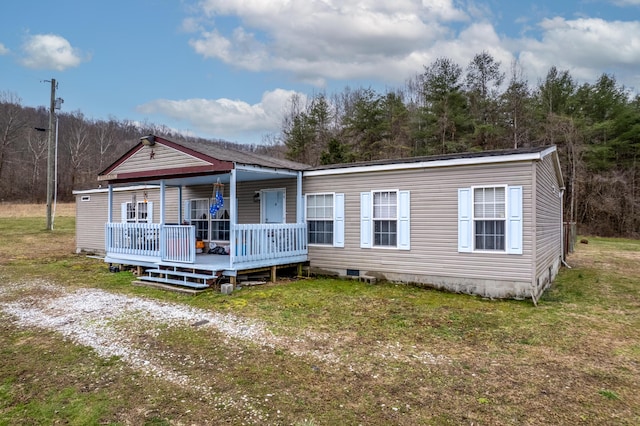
{"left": 98, "top": 135, "right": 310, "bottom": 292}
{"left": 105, "top": 221, "right": 307, "bottom": 290}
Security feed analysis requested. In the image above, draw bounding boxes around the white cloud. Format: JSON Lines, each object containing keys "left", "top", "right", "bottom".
{"left": 186, "top": 0, "right": 467, "bottom": 84}
{"left": 137, "top": 89, "right": 306, "bottom": 142}
{"left": 20, "top": 34, "right": 86, "bottom": 71}
{"left": 0, "top": 43, "right": 9, "bottom": 55}
{"left": 518, "top": 18, "right": 640, "bottom": 88}
{"left": 610, "top": 0, "right": 640, "bottom": 6}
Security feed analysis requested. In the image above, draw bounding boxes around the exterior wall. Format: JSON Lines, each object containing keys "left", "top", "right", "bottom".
{"left": 303, "top": 161, "right": 537, "bottom": 299}
{"left": 111, "top": 144, "right": 209, "bottom": 175}
{"left": 75, "top": 186, "right": 179, "bottom": 254}
{"left": 237, "top": 178, "right": 299, "bottom": 224}
{"left": 533, "top": 153, "right": 563, "bottom": 298}
{"left": 181, "top": 178, "right": 299, "bottom": 225}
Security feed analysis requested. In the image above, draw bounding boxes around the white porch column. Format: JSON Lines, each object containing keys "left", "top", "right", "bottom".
{"left": 230, "top": 168, "right": 237, "bottom": 262}
{"left": 160, "top": 180, "right": 166, "bottom": 225}
{"left": 178, "top": 185, "right": 183, "bottom": 224}
{"left": 107, "top": 184, "right": 113, "bottom": 223}
{"left": 296, "top": 171, "right": 303, "bottom": 223}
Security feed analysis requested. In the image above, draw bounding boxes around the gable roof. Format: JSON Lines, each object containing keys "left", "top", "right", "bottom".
{"left": 98, "top": 135, "right": 309, "bottom": 184}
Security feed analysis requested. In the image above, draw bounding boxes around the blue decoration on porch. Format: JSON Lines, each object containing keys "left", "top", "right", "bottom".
{"left": 210, "top": 182, "right": 224, "bottom": 216}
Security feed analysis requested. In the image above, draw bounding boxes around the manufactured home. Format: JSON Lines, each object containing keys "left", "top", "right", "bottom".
{"left": 74, "top": 135, "right": 564, "bottom": 300}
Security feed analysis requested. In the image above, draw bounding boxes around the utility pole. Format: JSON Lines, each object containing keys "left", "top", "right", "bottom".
{"left": 46, "top": 78, "right": 56, "bottom": 231}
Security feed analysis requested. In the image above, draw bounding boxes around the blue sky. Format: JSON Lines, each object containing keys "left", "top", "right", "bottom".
{"left": 1, "top": 0, "right": 639, "bottom": 144}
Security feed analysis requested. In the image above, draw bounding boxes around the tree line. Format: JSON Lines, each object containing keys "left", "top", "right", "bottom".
{"left": 281, "top": 52, "right": 639, "bottom": 238}
{"left": 0, "top": 94, "right": 272, "bottom": 205}
{"left": 1, "top": 51, "right": 638, "bottom": 237}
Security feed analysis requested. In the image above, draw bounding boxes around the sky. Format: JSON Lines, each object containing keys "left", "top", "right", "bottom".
{"left": 1, "top": 0, "right": 639, "bottom": 144}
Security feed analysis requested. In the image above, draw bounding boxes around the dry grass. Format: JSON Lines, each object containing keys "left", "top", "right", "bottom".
{"left": 0, "top": 202, "right": 75, "bottom": 218}
{"left": 0, "top": 205, "right": 639, "bottom": 425}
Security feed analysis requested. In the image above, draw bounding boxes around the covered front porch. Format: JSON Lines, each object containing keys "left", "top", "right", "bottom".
{"left": 98, "top": 135, "right": 309, "bottom": 292}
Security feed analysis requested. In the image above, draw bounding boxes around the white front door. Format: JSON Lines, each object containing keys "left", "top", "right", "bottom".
{"left": 261, "top": 189, "right": 285, "bottom": 224}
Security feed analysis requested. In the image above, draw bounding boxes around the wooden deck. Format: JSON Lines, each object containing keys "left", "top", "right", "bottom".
{"left": 104, "top": 222, "right": 308, "bottom": 292}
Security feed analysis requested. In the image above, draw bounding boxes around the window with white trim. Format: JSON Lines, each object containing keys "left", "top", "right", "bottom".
{"left": 361, "top": 190, "right": 410, "bottom": 250}
{"left": 189, "top": 199, "right": 210, "bottom": 241}
{"left": 474, "top": 186, "right": 506, "bottom": 250}
{"left": 306, "top": 193, "right": 334, "bottom": 245}
{"left": 210, "top": 198, "right": 230, "bottom": 241}
{"left": 458, "top": 185, "right": 522, "bottom": 254}
{"left": 305, "top": 193, "right": 345, "bottom": 247}
{"left": 186, "top": 197, "right": 231, "bottom": 242}
{"left": 122, "top": 201, "right": 152, "bottom": 223}
{"left": 373, "top": 191, "right": 397, "bottom": 246}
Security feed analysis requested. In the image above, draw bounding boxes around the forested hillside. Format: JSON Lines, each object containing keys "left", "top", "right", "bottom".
{"left": 0, "top": 95, "right": 277, "bottom": 201}
{"left": 281, "top": 53, "right": 639, "bottom": 238}
{"left": 1, "top": 52, "right": 638, "bottom": 237}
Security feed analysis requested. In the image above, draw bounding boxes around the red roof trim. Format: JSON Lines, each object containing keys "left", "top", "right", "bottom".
{"left": 98, "top": 135, "right": 236, "bottom": 180}
{"left": 98, "top": 164, "right": 233, "bottom": 183}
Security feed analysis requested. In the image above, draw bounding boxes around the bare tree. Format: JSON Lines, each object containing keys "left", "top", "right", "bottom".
{"left": 0, "top": 92, "right": 27, "bottom": 183}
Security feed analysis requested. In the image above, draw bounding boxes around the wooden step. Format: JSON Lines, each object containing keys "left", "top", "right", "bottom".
{"left": 138, "top": 275, "right": 209, "bottom": 289}
{"left": 146, "top": 269, "right": 218, "bottom": 280}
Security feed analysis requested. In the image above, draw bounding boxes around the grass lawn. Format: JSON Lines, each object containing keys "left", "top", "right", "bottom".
{"left": 0, "top": 203, "right": 638, "bottom": 425}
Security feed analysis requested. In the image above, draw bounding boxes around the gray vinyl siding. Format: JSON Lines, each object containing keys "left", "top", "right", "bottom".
{"left": 76, "top": 192, "right": 109, "bottom": 253}
{"left": 111, "top": 144, "right": 209, "bottom": 175}
{"left": 534, "top": 153, "right": 563, "bottom": 292}
{"left": 303, "top": 161, "right": 535, "bottom": 297}
{"left": 75, "top": 187, "right": 180, "bottom": 254}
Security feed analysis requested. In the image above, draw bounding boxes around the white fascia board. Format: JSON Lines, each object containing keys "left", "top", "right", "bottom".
{"left": 543, "top": 147, "right": 565, "bottom": 189}
{"left": 235, "top": 163, "right": 299, "bottom": 176}
{"left": 72, "top": 184, "right": 161, "bottom": 195}
{"left": 303, "top": 152, "right": 545, "bottom": 177}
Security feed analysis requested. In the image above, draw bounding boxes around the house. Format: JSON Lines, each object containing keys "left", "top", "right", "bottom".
{"left": 74, "top": 135, "right": 564, "bottom": 300}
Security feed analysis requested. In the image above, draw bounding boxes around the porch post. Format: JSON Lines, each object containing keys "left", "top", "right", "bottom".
{"left": 296, "top": 171, "right": 303, "bottom": 223}
{"left": 178, "top": 185, "right": 183, "bottom": 224}
{"left": 107, "top": 184, "right": 113, "bottom": 223}
{"left": 160, "top": 180, "right": 166, "bottom": 225}
{"left": 230, "top": 168, "right": 237, "bottom": 263}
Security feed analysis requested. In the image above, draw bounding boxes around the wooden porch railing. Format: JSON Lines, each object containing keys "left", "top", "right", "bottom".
{"left": 106, "top": 223, "right": 307, "bottom": 267}
{"left": 105, "top": 223, "right": 195, "bottom": 263}
{"left": 232, "top": 223, "right": 307, "bottom": 265}
{"left": 105, "top": 223, "right": 162, "bottom": 257}
{"left": 160, "top": 225, "right": 196, "bottom": 263}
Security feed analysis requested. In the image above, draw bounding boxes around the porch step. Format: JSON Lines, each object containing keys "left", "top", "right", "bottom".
{"left": 138, "top": 275, "right": 209, "bottom": 290}
{"left": 146, "top": 269, "right": 218, "bottom": 280}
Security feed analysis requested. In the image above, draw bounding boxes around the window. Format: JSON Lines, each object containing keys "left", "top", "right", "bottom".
{"left": 122, "top": 201, "right": 152, "bottom": 223}
{"left": 211, "top": 198, "right": 230, "bottom": 241}
{"left": 458, "top": 185, "right": 522, "bottom": 254}
{"left": 373, "top": 191, "right": 397, "bottom": 246}
{"left": 473, "top": 187, "right": 505, "bottom": 250}
{"left": 360, "top": 190, "right": 410, "bottom": 250}
{"left": 306, "top": 194, "right": 334, "bottom": 245}
{"left": 187, "top": 198, "right": 231, "bottom": 242}
{"left": 189, "top": 199, "right": 209, "bottom": 241}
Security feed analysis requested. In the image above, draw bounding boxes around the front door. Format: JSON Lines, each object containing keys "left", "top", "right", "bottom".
{"left": 261, "top": 189, "right": 285, "bottom": 224}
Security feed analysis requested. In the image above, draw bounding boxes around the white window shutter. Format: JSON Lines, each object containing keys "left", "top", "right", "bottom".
{"left": 334, "top": 193, "right": 345, "bottom": 248}
{"left": 458, "top": 188, "right": 472, "bottom": 252}
{"left": 398, "top": 190, "right": 410, "bottom": 250}
{"left": 121, "top": 203, "right": 128, "bottom": 223}
{"left": 360, "top": 192, "right": 372, "bottom": 248}
{"left": 146, "top": 202, "right": 153, "bottom": 223}
{"left": 507, "top": 186, "right": 523, "bottom": 254}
